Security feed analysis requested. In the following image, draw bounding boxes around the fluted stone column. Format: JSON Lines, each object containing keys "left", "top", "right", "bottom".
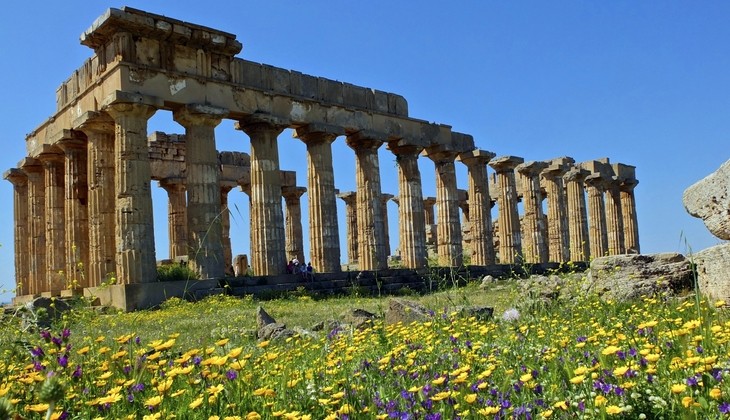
{"left": 104, "top": 96, "right": 159, "bottom": 285}
{"left": 390, "top": 145, "right": 427, "bottom": 268}
{"left": 516, "top": 161, "right": 549, "bottom": 263}
{"left": 4, "top": 169, "right": 30, "bottom": 296}
{"left": 423, "top": 196, "right": 437, "bottom": 254}
{"left": 159, "top": 179, "right": 188, "bottom": 261}
{"left": 174, "top": 104, "right": 228, "bottom": 279}
{"left": 541, "top": 158, "right": 573, "bottom": 263}
{"left": 220, "top": 184, "right": 234, "bottom": 276}
{"left": 295, "top": 125, "right": 342, "bottom": 273}
{"left": 236, "top": 117, "right": 287, "bottom": 275}
{"left": 620, "top": 179, "right": 640, "bottom": 254}
{"left": 489, "top": 156, "right": 524, "bottom": 264}
{"left": 75, "top": 112, "right": 116, "bottom": 287}
{"left": 563, "top": 167, "right": 590, "bottom": 261}
{"left": 58, "top": 133, "right": 90, "bottom": 289}
{"left": 381, "top": 193, "right": 394, "bottom": 257}
{"left": 282, "top": 186, "right": 306, "bottom": 265}
{"left": 337, "top": 191, "right": 358, "bottom": 264}
{"left": 604, "top": 177, "right": 625, "bottom": 255}
{"left": 21, "top": 158, "right": 45, "bottom": 295}
{"left": 239, "top": 183, "right": 254, "bottom": 262}
{"left": 426, "top": 149, "right": 463, "bottom": 267}
{"left": 39, "top": 148, "right": 66, "bottom": 295}
{"left": 585, "top": 174, "right": 609, "bottom": 259}
{"left": 458, "top": 150, "right": 497, "bottom": 266}
{"left": 346, "top": 133, "right": 387, "bottom": 270}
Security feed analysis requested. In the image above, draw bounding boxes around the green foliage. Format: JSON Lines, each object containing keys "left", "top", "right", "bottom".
{"left": 156, "top": 263, "right": 199, "bottom": 282}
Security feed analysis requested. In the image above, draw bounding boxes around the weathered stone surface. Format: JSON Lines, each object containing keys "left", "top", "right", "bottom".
{"left": 479, "top": 275, "right": 495, "bottom": 289}
{"left": 694, "top": 243, "right": 730, "bottom": 303}
{"left": 258, "top": 322, "right": 292, "bottom": 340}
{"left": 457, "top": 305, "right": 494, "bottom": 321}
{"left": 683, "top": 159, "right": 730, "bottom": 240}
{"left": 385, "top": 298, "right": 432, "bottom": 325}
{"left": 255, "top": 306, "right": 277, "bottom": 329}
{"left": 586, "top": 253, "right": 693, "bottom": 301}
{"left": 342, "top": 308, "right": 378, "bottom": 330}
{"left": 23, "top": 297, "right": 71, "bottom": 330}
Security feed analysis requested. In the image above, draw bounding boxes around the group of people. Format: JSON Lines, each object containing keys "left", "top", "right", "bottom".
{"left": 286, "top": 259, "right": 314, "bottom": 280}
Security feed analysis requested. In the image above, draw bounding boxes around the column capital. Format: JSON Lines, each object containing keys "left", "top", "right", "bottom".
{"left": 159, "top": 177, "right": 186, "bottom": 192}
{"left": 563, "top": 166, "right": 590, "bottom": 183}
{"left": 101, "top": 91, "right": 161, "bottom": 120}
{"left": 346, "top": 130, "right": 384, "bottom": 150}
{"left": 37, "top": 144, "right": 65, "bottom": 164}
{"left": 234, "top": 113, "right": 288, "bottom": 136}
{"left": 56, "top": 131, "right": 88, "bottom": 154}
{"left": 423, "top": 196, "right": 437, "bottom": 207}
{"left": 3, "top": 168, "right": 27, "bottom": 186}
{"left": 173, "top": 104, "right": 228, "bottom": 128}
{"left": 423, "top": 146, "right": 459, "bottom": 164}
{"left": 585, "top": 173, "right": 610, "bottom": 189}
{"left": 620, "top": 178, "right": 639, "bottom": 192}
{"left": 337, "top": 191, "right": 356, "bottom": 204}
{"left": 282, "top": 186, "right": 307, "bottom": 201}
{"left": 541, "top": 157, "right": 575, "bottom": 178}
{"left": 516, "top": 160, "right": 549, "bottom": 177}
{"left": 19, "top": 157, "right": 43, "bottom": 174}
{"left": 73, "top": 111, "right": 115, "bottom": 133}
{"left": 489, "top": 155, "right": 524, "bottom": 172}
{"left": 391, "top": 196, "right": 400, "bottom": 206}
{"left": 457, "top": 149, "right": 497, "bottom": 167}
{"left": 388, "top": 142, "right": 423, "bottom": 157}
{"left": 294, "top": 123, "right": 343, "bottom": 145}
{"left": 380, "top": 193, "right": 394, "bottom": 204}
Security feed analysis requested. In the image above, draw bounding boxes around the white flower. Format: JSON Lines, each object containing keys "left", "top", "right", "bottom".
{"left": 501, "top": 308, "right": 520, "bottom": 322}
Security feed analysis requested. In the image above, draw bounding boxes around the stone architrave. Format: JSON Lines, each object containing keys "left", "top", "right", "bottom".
{"left": 563, "top": 167, "right": 591, "bottom": 262}
{"left": 389, "top": 144, "right": 427, "bottom": 269}
{"left": 458, "top": 150, "right": 497, "bottom": 266}
{"left": 39, "top": 146, "right": 66, "bottom": 295}
{"left": 159, "top": 178, "right": 188, "bottom": 261}
{"left": 337, "top": 191, "right": 358, "bottom": 264}
{"left": 74, "top": 112, "right": 116, "bottom": 287}
{"left": 282, "top": 186, "right": 306, "bottom": 265}
{"left": 103, "top": 93, "right": 160, "bottom": 285}
{"left": 236, "top": 116, "right": 287, "bottom": 276}
{"left": 604, "top": 176, "right": 625, "bottom": 255}
{"left": 295, "top": 125, "right": 342, "bottom": 272}
{"left": 381, "top": 193, "right": 394, "bottom": 257}
{"left": 174, "top": 104, "right": 228, "bottom": 279}
{"left": 21, "top": 158, "right": 46, "bottom": 295}
{"left": 489, "top": 156, "right": 524, "bottom": 264}
{"left": 620, "top": 179, "right": 640, "bottom": 253}
{"left": 585, "top": 173, "right": 609, "bottom": 259}
{"left": 425, "top": 148, "right": 463, "bottom": 267}
{"left": 346, "top": 132, "right": 387, "bottom": 271}
{"left": 4, "top": 169, "right": 30, "bottom": 295}
{"left": 58, "top": 132, "right": 90, "bottom": 289}
{"left": 541, "top": 158, "right": 573, "bottom": 263}
{"left": 516, "top": 161, "right": 549, "bottom": 263}
{"left": 220, "top": 184, "right": 234, "bottom": 276}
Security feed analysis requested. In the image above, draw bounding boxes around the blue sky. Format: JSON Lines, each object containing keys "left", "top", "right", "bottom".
{"left": 1, "top": 1, "right": 728, "bottom": 303}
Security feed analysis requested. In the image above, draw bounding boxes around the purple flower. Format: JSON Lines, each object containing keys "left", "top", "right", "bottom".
{"left": 72, "top": 365, "right": 82, "bottom": 378}
{"left": 131, "top": 383, "right": 144, "bottom": 392}
{"left": 720, "top": 402, "right": 730, "bottom": 414}
{"left": 57, "top": 355, "right": 68, "bottom": 368}
{"left": 52, "top": 336, "right": 63, "bottom": 348}
{"left": 192, "top": 356, "right": 202, "bottom": 366}
{"left": 40, "top": 330, "right": 51, "bottom": 341}
{"left": 61, "top": 329, "right": 71, "bottom": 341}
{"left": 226, "top": 369, "right": 238, "bottom": 380}
{"left": 31, "top": 346, "right": 44, "bottom": 359}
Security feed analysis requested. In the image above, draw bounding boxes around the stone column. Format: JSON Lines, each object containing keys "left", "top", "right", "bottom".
{"left": 425, "top": 149, "right": 463, "bottom": 267}
{"left": 489, "top": 156, "right": 524, "bottom": 264}
{"left": 58, "top": 133, "right": 90, "bottom": 289}
{"left": 604, "top": 177, "right": 625, "bottom": 255}
{"left": 74, "top": 112, "right": 116, "bottom": 287}
{"left": 282, "top": 186, "right": 306, "bottom": 265}
{"left": 174, "top": 104, "right": 228, "bottom": 279}
{"left": 381, "top": 193, "right": 394, "bottom": 257}
{"left": 585, "top": 174, "right": 609, "bottom": 259}
{"left": 20, "top": 158, "right": 45, "bottom": 295}
{"left": 39, "top": 147, "right": 66, "bottom": 295}
{"left": 458, "top": 150, "right": 497, "bottom": 266}
{"left": 516, "top": 161, "right": 549, "bottom": 263}
{"left": 563, "top": 167, "right": 591, "bottom": 261}
{"left": 423, "top": 196, "right": 437, "bottom": 254}
{"left": 159, "top": 178, "right": 188, "bottom": 261}
{"left": 390, "top": 145, "right": 427, "bottom": 268}
{"left": 103, "top": 94, "right": 159, "bottom": 284}
{"left": 220, "top": 184, "right": 234, "bottom": 276}
{"left": 541, "top": 158, "right": 573, "bottom": 263}
{"left": 235, "top": 116, "right": 287, "bottom": 276}
{"left": 4, "top": 169, "right": 30, "bottom": 296}
{"left": 620, "top": 179, "right": 640, "bottom": 254}
{"left": 295, "top": 125, "right": 342, "bottom": 273}
{"left": 337, "top": 191, "right": 358, "bottom": 264}
{"left": 346, "top": 132, "right": 387, "bottom": 270}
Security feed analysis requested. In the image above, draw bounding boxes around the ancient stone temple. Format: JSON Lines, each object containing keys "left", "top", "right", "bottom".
{"left": 5, "top": 7, "right": 640, "bottom": 310}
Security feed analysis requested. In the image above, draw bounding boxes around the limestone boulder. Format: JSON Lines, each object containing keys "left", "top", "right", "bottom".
{"left": 586, "top": 253, "right": 693, "bottom": 301}
{"left": 683, "top": 159, "right": 730, "bottom": 240}
{"left": 22, "top": 297, "right": 72, "bottom": 330}
{"left": 341, "top": 308, "right": 378, "bottom": 330}
{"left": 693, "top": 243, "right": 730, "bottom": 303}
{"left": 385, "top": 298, "right": 432, "bottom": 325}
{"left": 255, "top": 306, "right": 294, "bottom": 341}
{"left": 256, "top": 306, "right": 277, "bottom": 329}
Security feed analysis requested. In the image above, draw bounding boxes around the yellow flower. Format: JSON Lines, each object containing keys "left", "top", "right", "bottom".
{"left": 613, "top": 366, "right": 628, "bottom": 377}
{"left": 710, "top": 388, "right": 722, "bottom": 399}
{"left": 520, "top": 372, "right": 533, "bottom": 382}
{"left": 77, "top": 346, "right": 90, "bottom": 355}
{"left": 541, "top": 410, "right": 553, "bottom": 418}
{"left": 671, "top": 384, "right": 687, "bottom": 394}
{"left": 601, "top": 345, "right": 620, "bottom": 356}
{"left": 553, "top": 401, "right": 568, "bottom": 410}
{"left": 478, "top": 406, "right": 501, "bottom": 415}
{"left": 431, "top": 376, "right": 446, "bottom": 385}
{"left": 227, "top": 347, "right": 243, "bottom": 358}
{"left": 144, "top": 395, "right": 163, "bottom": 407}
{"left": 431, "top": 391, "right": 452, "bottom": 401}
{"left": 26, "top": 403, "right": 50, "bottom": 412}
{"left": 245, "top": 413, "right": 261, "bottom": 420}
{"left": 682, "top": 396, "right": 697, "bottom": 408}
{"left": 464, "top": 393, "right": 478, "bottom": 404}
{"left": 715, "top": 300, "right": 726, "bottom": 308}
{"left": 189, "top": 396, "right": 204, "bottom": 409}
{"left": 595, "top": 395, "right": 607, "bottom": 406}
{"left": 605, "top": 405, "right": 622, "bottom": 414}
{"left": 569, "top": 375, "right": 585, "bottom": 385}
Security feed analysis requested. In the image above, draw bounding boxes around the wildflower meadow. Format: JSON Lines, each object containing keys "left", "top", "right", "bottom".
{"left": 1, "top": 276, "right": 730, "bottom": 419}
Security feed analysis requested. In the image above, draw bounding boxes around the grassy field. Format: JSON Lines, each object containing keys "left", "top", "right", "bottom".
{"left": 1, "top": 273, "right": 729, "bottom": 419}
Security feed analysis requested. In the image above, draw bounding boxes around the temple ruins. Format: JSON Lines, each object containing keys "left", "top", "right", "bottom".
{"left": 4, "top": 7, "right": 640, "bottom": 310}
